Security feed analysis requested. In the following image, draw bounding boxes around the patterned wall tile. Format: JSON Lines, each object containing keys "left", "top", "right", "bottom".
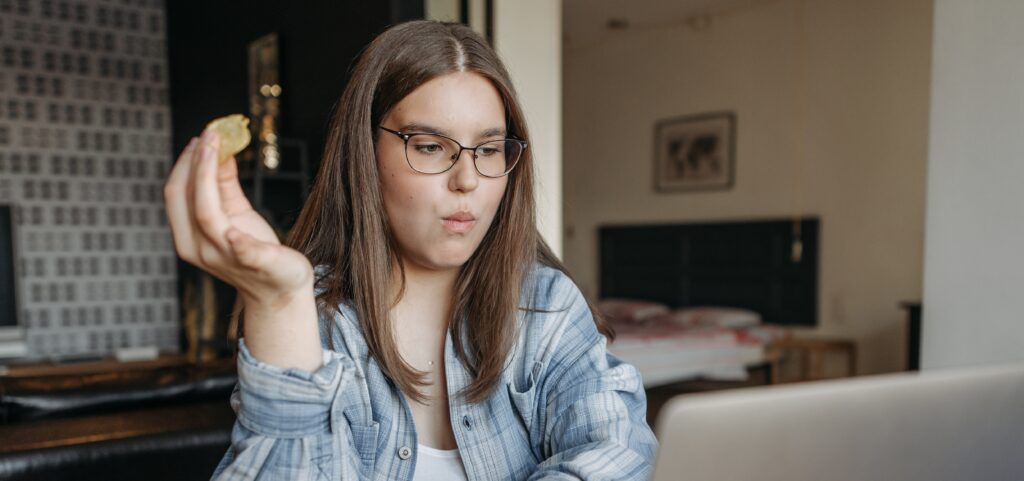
{"left": 0, "top": 0, "right": 178, "bottom": 358}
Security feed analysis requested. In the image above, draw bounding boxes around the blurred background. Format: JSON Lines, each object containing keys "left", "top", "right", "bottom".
{"left": 1, "top": 0, "right": 1022, "bottom": 479}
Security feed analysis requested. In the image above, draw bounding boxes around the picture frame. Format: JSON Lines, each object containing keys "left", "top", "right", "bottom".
{"left": 654, "top": 111, "right": 736, "bottom": 192}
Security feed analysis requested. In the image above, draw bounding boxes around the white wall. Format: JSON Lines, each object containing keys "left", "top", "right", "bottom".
{"left": 563, "top": 0, "right": 933, "bottom": 374}
{"left": 493, "top": 0, "right": 563, "bottom": 258}
{"left": 921, "top": 0, "right": 1024, "bottom": 370}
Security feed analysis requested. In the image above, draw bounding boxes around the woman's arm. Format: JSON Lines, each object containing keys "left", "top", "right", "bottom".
{"left": 162, "top": 128, "right": 366, "bottom": 479}
{"left": 528, "top": 277, "right": 659, "bottom": 480}
{"left": 240, "top": 286, "right": 323, "bottom": 372}
{"left": 210, "top": 303, "right": 372, "bottom": 481}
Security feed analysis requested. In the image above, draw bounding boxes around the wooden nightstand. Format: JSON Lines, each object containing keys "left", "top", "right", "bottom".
{"left": 766, "top": 337, "right": 857, "bottom": 383}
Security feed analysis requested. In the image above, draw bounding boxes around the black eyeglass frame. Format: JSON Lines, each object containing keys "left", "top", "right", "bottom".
{"left": 378, "top": 125, "right": 527, "bottom": 178}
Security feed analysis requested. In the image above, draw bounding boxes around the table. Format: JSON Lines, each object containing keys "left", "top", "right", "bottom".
{"left": 766, "top": 336, "right": 857, "bottom": 383}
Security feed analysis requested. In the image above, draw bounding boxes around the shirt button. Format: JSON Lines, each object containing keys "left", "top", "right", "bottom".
{"left": 462, "top": 415, "right": 473, "bottom": 430}
{"left": 398, "top": 446, "right": 412, "bottom": 460}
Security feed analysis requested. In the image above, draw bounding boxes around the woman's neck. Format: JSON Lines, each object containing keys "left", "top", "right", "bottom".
{"left": 390, "top": 261, "right": 459, "bottom": 329}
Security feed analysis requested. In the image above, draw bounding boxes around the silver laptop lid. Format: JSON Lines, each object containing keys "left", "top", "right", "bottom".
{"left": 652, "top": 363, "right": 1024, "bottom": 481}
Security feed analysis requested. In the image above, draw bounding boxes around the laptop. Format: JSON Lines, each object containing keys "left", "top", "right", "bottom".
{"left": 652, "top": 362, "right": 1024, "bottom": 481}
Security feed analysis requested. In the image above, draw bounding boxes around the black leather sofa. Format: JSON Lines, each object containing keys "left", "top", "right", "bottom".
{"left": 0, "top": 360, "right": 237, "bottom": 481}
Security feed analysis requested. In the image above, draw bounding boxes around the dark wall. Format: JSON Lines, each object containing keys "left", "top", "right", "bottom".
{"left": 165, "top": 2, "right": 422, "bottom": 355}
{"left": 166, "top": 1, "right": 422, "bottom": 177}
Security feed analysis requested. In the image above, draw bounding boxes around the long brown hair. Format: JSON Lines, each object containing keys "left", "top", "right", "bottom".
{"left": 239, "top": 20, "right": 611, "bottom": 404}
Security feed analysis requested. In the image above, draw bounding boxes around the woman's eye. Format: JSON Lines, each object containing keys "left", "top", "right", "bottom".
{"left": 478, "top": 146, "right": 501, "bottom": 156}
{"left": 413, "top": 143, "right": 443, "bottom": 154}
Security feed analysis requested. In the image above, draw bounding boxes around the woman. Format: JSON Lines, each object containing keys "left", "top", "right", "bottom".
{"left": 164, "top": 20, "right": 657, "bottom": 481}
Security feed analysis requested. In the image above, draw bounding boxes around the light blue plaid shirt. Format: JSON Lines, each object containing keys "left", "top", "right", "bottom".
{"left": 211, "top": 264, "right": 658, "bottom": 480}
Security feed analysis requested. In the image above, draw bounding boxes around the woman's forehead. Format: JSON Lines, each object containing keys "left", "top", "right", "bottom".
{"left": 386, "top": 72, "right": 506, "bottom": 137}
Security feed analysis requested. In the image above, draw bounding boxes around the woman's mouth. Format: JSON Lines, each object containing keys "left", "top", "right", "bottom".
{"left": 442, "top": 218, "right": 476, "bottom": 233}
{"left": 442, "top": 212, "right": 476, "bottom": 233}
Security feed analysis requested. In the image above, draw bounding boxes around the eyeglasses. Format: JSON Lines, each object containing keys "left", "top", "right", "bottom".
{"left": 378, "top": 126, "right": 527, "bottom": 178}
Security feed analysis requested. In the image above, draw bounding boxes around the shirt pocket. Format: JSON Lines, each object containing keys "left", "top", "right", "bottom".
{"left": 507, "top": 360, "right": 544, "bottom": 430}
{"left": 348, "top": 421, "right": 380, "bottom": 472}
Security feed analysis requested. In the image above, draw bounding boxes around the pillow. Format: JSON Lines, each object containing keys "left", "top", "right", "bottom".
{"left": 651, "top": 306, "right": 762, "bottom": 329}
{"left": 596, "top": 298, "right": 670, "bottom": 324}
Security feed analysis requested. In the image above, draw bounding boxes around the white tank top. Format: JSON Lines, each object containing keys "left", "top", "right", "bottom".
{"left": 411, "top": 444, "right": 468, "bottom": 481}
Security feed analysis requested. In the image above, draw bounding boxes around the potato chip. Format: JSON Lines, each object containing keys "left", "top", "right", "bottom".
{"left": 204, "top": 114, "right": 252, "bottom": 163}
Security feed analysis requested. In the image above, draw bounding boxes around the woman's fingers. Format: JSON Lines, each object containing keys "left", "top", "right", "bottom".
{"left": 184, "top": 131, "right": 207, "bottom": 257}
{"left": 162, "top": 127, "right": 313, "bottom": 306}
{"left": 164, "top": 137, "right": 200, "bottom": 261}
{"left": 192, "top": 131, "right": 232, "bottom": 253}
{"left": 166, "top": 127, "right": 308, "bottom": 298}
{"left": 215, "top": 149, "right": 255, "bottom": 217}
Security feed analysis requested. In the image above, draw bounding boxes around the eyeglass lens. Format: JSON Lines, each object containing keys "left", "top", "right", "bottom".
{"left": 405, "top": 134, "right": 521, "bottom": 177}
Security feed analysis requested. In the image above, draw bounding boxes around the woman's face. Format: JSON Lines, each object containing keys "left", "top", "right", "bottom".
{"left": 376, "top": 71, "right": 510, "bottom": 274}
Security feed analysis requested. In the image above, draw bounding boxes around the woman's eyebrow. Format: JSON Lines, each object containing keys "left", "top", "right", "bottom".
{"left": 400, "top": 122, "right": 507, "bottom": 138}
{"left": 478, "top": 127, "right": 507, "bottom": 138}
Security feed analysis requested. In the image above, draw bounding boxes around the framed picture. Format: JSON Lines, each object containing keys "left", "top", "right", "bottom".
{"left": 654, "top": 111, "right": 736, "bottom": 192}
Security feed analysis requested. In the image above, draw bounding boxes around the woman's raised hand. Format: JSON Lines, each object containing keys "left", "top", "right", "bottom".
{"left": 163, "top": 129, "right": 314, "bottom": 307}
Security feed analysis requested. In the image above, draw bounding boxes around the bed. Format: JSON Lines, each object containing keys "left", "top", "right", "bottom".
{"left": 599, "top": 218, "right": 820, "bottom": 388}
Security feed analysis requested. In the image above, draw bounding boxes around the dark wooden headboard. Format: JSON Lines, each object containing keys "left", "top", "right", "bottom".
{"left": 599, "top": 218, "right": 819, "bottom": 327}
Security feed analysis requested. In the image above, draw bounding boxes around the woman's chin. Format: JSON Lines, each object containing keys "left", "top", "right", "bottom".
{"left": 406, "top": 250, "right": 474, "bottom": 273}
{"left": 430, "top": 241, "right": 481, "bottom": 266}
{"left": 433, "top": 253, "right": 473, "bottom": 270}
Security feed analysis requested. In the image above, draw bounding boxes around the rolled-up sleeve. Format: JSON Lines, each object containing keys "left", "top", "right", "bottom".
{"left": 529, "top": 281, "right": 659, "bottom": 480}
{"left": 233, "top": 337, "right": 353, "bottom": 437}
{"left": 210, "top": 337, "right": 367, "bottom": 481}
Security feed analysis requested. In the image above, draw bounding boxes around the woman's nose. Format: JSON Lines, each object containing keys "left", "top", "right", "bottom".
{"left": 448, "top": 149, "right": 479, "bottom": 192}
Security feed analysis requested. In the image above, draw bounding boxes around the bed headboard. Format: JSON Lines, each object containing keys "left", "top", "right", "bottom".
{"left": 598, "top": 217, "right": 819, "bottom": 327}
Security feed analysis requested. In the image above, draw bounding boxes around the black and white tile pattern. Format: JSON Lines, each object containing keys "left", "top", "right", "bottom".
{"left": 0, "top": 0, "right": 178, "bottom": 358}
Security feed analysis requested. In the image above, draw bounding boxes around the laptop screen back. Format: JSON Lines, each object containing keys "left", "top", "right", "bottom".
{"left": 652, "top": 363, "right": 1024, "bottom": 481}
